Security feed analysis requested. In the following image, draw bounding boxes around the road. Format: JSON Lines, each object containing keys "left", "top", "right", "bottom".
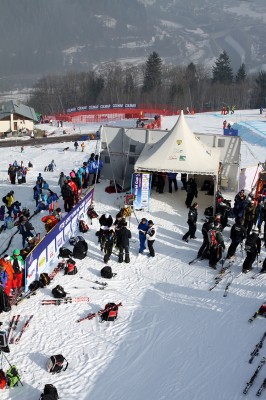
{"left": 0, "top": 134, "right": 87, "bottom": 148}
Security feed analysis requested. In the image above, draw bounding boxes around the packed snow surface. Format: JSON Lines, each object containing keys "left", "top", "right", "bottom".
{"left": 0, "top": 110, "right": 265, "bottom": 400}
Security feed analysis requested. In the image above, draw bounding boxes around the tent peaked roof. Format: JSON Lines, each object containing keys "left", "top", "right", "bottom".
{"left": 135, "top": 110, "right": 220, "bottom": 175}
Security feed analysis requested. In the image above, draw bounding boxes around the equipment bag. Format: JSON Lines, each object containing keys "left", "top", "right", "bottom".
{"left": 40, "top": 384, "right": 59, "bottom": 400}
{"left": 69, "top": 236, "right": 85, "bottom": 246}
{"left": 6, "top": 366, "right": 20, "bottom": 387}
{"left": 79, "top": 220, "right": 89, "bottom": 233}
{"left": 2, "top": 196, "right": 8, "bottom": 205}
{"left": 100, "top": 266, "right": 116, "bottom": 279}
{"left": 72, "top": 241, "right": 88, "bottom": 260}
{"left": 47, "top": 355, "right": 68, "bottom": 374}
{"left": 0, "top": 369, "right": 6, "bottom": 390}
{"left": 87, "top": 208, "right": 98, "bottom": 219}
{"left": 52, "top": 285, "right": 67, "bottom": 298}
{"left": 101, "top": 303, "right": 118, "bottom": 322}
{"left": 39, "top": 273, "right": 51, "bottom": 287}
{"left": 59, "top": 247, "right": 73, "bottom": 258}
{"left": 29, "top": 280, "right": 40, "bottom": 291}
{"left": 64, "top": 258, "right": 77, "bottom": 275}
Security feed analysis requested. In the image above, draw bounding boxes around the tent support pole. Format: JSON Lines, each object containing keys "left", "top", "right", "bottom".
{"left": 213, "top": 175, "right": 217, "bottom": 216}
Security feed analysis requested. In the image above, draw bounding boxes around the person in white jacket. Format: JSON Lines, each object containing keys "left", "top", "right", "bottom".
{"left": 146, "top": 220, "right": 157, "bottom": 257}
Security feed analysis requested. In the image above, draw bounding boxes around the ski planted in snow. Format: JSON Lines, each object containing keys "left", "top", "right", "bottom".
{"left": 9, "top": 315, "right": 20, "bottom": 344}
{"left": 256, "top": 377, "right": 266, "bottom": 397}
{"left": 15, "top": 315, "right": 34, "bottom": 344}
{"left": 249, "top": 332, "right": 266, "bottom": 364}
{"left": 76, "top": 302, "right": 122, "bottom": 323}
{"left": 249, "top": 304, "right": 266, "bottom": 323}
{"left": 41, "top": 296, "right": 89, "bottom": 306}
{"left": 243, "top": 357, "right": 266, "bottom": 394}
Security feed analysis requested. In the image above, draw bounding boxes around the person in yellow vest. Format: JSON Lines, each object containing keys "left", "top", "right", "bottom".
{"left": 81, "top": 142, "right": 85, "bottom": 152}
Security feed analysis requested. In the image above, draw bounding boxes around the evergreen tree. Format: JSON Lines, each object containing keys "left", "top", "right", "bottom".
{"left": 235, "top": 63, "right": 246, "bottom": 83}
{"left": 142, "top": 52, "right": 162, "bottom": 93}
{"left": 255, "top": 70, "right": 266, "bottom": 107}
{"left": 212, "top": 51, "right": 233, "bottom": 84}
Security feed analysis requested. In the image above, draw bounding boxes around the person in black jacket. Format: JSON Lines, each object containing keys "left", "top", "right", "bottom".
{"left": 116, "top": 221, "right": 131, "bottom": 263}
{"left": 185, "top": 178, "right": 198, "bottom": 208}
{"left": 18, "top": 215, "right": 35, "bottom": 247}
{"left": 182, "top": 202, "right": 198, "bottom": 242}
{"left": 61, "top": 178, "right": 74, "bottom": 212}
{"left": 98, "top": 213, "right": 113, "bottom": 249}
{"left": 208, "top": 229, "right": 225, "bottom": 269}
{"left": 197, "top": 216, "right": 215, "bottom": 258}
{"left": 242, "top": 229, "right": 261, "bottom": 273}
{"left": 226, "top": 218, "right": 246, "bottom": 259}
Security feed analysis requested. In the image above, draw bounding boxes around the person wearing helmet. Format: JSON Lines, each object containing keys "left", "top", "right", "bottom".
{"left": 226, "top": 218, "right": 247, "bottom": 259}
{"left": 242, "top": 229, "right": 261, "bottom": 273}
{"left": 197, "top": 216, "right": 215, "bottom": 259}
{"left": 10, "top": 249, "right": 25, "bottom": 289}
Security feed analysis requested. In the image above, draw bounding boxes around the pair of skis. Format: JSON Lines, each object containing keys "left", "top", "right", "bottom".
{"left": 249, "top": 332, "right": 266, "bottom": 364}
{"left": 41, "top": 296, "right": 89, "bottom": 306}
{"left": 209, "top": 261, "right": 233, "bottom": 291}
{"left": 243, "top": 357, "right": 266, "bottom": 394}
{"left": 7, "top": 315, "right": 34, "bottom": 344}
{"left": 91, "top": 281, "right": 108, "bottom": 290}
{"left": 76, "top": 302, "right": 122, "bottom": 323}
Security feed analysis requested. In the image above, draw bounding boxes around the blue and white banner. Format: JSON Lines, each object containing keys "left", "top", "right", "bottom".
{"left": 24, "top": 188, "right": 94, "bottom": 291}
{"left": 132, "top": 173, "right": 151, "bottom": 210}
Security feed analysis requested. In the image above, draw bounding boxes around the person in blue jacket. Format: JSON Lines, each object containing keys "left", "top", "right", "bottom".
{"left": 0, "top": 264, "right": 8, "bottom": 291}
{"left": 138, "top": 217, "right": 149, "bottom": 254}
{"left": 92, "top": 155, "right": 103, "bottom": 184}
{"left": 167, "top": 172, "right": 178, "bottom": 193}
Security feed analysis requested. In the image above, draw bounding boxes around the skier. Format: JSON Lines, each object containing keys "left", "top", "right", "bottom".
{"left": 226, "top": 218, "right": 246, "bottom": 259}
{"left": 116, "top": 221, "right": 131, "bottom": 263}
{"left": 18, "top": 215, "right": 35, "bottom": 247}
{"left": 167, "top": 172, "right": 178, "bottom": 193}
{"left": 58, "top": 172, "right": 65, "bottom": 189}
{"left": 182, "top": 202, "right": 198, "bottom": 243}
{"left": 74, "top": 141, "right": 79, "bottom": 151}
{"left": 208, "top": 229, "right": 225, "bottom": 269}
{"left": 197, "top": 216, "right": 215, "bottom": 258}
{"left": 243, "top": 199, "right": 257, "bottom": 236}
{"left": 33, "top": 181, "right": 42, "bottom": 206}
{"left": 37, "top": 173, "right": 44, "bottom": 188}
{"left": 10, "top": 249, "right": 25, "bottom": 290}
{"left": 242, "top": 229, "right": 261, "bottom": 273}
{"left": 146, "top": 220, "right": 157, "bottom": 258}
{"left": 185, "top": 178, "right": 198, "bottom": 208}
{"left": 81, "top": 142, "right": 85, "bottom": 152}
{"left": 138, "top": 217, "right": 149, "bottom": 254}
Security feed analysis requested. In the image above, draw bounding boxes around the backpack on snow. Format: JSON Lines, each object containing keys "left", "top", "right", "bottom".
{"left": 40, "top": 384, "right": 59, "bottom": 400}
{"left": 101, "top": 303, "right": 118, "bottom": 322}
{"left": 100, "top": 266, "right": 116, "bottom": 279}
{"left": 0, "top": 369, "right": 6, "bottom": 390}
{"left": 6, "top": 366, "right": 20, "bottom": 387}
{"left": 39, "top": 273, "right": 51, "bottom": 287}
{"left": 59, "top": 247, "right": 73, "bottom": 258}
{"left": 87, "top": 207, "right": 98, "bottom": 220}
{"left": 72, "top": 241, "right": 88, "bottom": 260}
{"left": 69, "top": 236, "right": 85, "bottom": 246}
{"left": 47, "top": 355, "right": 68, "bottom": 374}
{"left": 79, "top": 220, "right": 89, "bottom": 233}
{"left": 64, "top": 258, "right": 77, "bottom": 275}
{"left": 52, "top": 285, "right": 67, "bottom": 298}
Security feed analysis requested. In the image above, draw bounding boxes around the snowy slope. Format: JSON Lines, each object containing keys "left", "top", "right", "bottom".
{"left": 0, "top": 111, "right": 265, "bottom": 400}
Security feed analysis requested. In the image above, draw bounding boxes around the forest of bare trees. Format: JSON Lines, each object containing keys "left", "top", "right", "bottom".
{"left": 27, "top": 51, "right": 266, "bottom": 114}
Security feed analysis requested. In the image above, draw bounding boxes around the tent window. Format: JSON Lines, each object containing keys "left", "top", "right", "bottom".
{"left": 101, "top": 142, "right": 107, "bottom": 150}
{"left": 130, "top": 144, "right": 136, "bottom": 153}
{"left": 129, "top": 156, "right": 135, "bottom": 165}
{"left": 105, "top": 155, "right": 110, "bottom": 164}
{"left": 218, "top": 139, "right": 225, "bottom": 147}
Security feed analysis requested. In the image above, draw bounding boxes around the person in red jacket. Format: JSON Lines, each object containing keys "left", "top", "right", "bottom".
{"left": 68, "top": 178, "right": 78, "bottom": 204}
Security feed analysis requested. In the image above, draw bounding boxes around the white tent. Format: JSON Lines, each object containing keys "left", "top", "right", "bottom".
{"left": 135, "top": 110, "right": 220, "bottom": 175}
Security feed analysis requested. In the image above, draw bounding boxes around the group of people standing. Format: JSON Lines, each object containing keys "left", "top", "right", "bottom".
{"left": 8, "top": 161, "right": 28, "bottom": 185}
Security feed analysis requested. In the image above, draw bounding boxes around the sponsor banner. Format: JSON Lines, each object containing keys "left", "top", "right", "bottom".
{"left": 223, "top": 128, "right": 238, "bottom": 136}
{"left": 132, "top": 173, "right": 151, "bottom": 210}
{"left": 24, "top": 188, "right": 94, "bottom": 291}
{"left": 66, "top": 103, "right": 138, "bottom": 113}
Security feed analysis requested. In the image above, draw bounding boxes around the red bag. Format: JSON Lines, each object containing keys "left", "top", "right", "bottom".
{"left": 0, "top": 369, "right": 7, "bottom": 390}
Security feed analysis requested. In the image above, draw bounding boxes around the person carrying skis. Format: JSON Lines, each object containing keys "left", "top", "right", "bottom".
{"left": 146, "top": 220, "right": 157, "bottom": 258}
{"left": 208, "top": 228, "right": 225, "bottom": 269}
{"left": 116, "top": 221, "right": 131, "bottom": 263}
{"left": 182, "top": 202, "right": 198, "bottom": 243}
{"left": 74, "top": 141, "right": 79, "bottom": 151}
{"left": 242, "top": 228, "right": 261, "bottom": 273}
{"left": 138, "top": 217, "right": 149, "bottom": 254}
{"left": 226, "top": 218, "right": 246, "bottom": 259}
{"left": 185, "top": 178, "right": 198, "bottom": 208}
{"left": 197, "top": 216, "right": 215, "bottom": 258}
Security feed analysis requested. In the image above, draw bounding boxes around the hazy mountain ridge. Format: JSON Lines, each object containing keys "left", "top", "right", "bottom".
{"left": 0, "top": 0, "right": 266, "bottom": 91}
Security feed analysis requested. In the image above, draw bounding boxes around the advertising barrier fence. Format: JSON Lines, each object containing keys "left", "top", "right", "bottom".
{"left": 25, "top": 188, "right": 94, "bottom": 291}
